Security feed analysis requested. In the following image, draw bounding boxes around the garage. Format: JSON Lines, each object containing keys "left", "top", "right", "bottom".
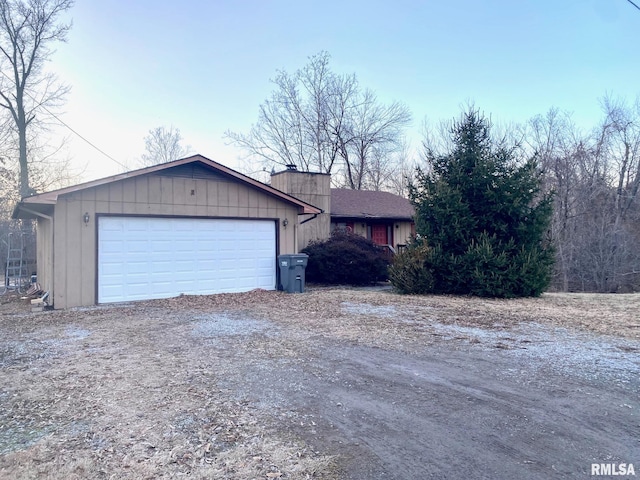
{"left": 98, "top": 216, "right": 276, "bottom": 303}
{"left": 13, "top": 155, "right": 321, "bottom": 309}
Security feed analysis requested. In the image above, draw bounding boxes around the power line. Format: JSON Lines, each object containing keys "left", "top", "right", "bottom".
{"left": 0, "top": 70, "right": 128, "bottom": 170}
{"left": 33, "top": 104, "right": 128, "bottom": 170}
{"left": 628, "top": 0, "right": 640, "bottom": 11}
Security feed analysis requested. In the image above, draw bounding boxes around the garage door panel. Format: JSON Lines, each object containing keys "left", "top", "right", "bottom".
{"left": 126, "top": 261, "right": 148, "bottom": 274}
{"left": 125, "top": 241, "right": 148, "bottom": 254}
{"left": 100, "top": 242, "right": 125, "bottom": 254}
{"left": 101, "top": 284, "right": 124, "bottom": 298}
{"left": 149, "top": 260, "right": 172, "bottom": 273}
{"left": 150, "top": 239, "right": 173, "bottom": 250}
{"left": 128, "top": 283, "right": 153, "bottom": 296}
{"left": 149, "top": 220, "right": 172, "bottom": 231}
{"left": 151, "top": 280, "right": 172, "bottom": 290}
{"left": 98, "top": 217, "right": 276, "bottom": 303}
{"left": 217, "top": 240, "right": 235, "bottom": 251}
{"left": 175, "top": 279, "right": 196, "bottom": 290}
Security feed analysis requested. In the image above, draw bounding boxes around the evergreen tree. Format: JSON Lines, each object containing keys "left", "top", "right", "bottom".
{"left": 390, "top": 110, "right": 554, "bottom": 297}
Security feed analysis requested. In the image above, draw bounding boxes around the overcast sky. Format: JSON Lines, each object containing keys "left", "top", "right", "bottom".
{"left": 48, "top": 0, "right": 639, "bottom": 182}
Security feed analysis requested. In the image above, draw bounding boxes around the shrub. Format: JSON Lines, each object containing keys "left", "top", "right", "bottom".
{"left": 388, "top": 244, "right": 434, "bottom": 294}
{"left": 302, "top": 231, "right": 390, "bottom": 285}
{"left": 390, "top": 235, "right": 553, "bottom": 298}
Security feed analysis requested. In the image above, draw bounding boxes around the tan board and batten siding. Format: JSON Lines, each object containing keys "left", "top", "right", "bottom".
{"left": 270, "top": 170, "right": 331, "bottom": 251}
{"left": 394, "top": 222, "right": 413, "bottom": 248}
{"left": 50, "top": 174, "right": 301, "bottom": 309}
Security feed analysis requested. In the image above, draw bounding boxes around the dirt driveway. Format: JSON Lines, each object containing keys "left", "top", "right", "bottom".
{"left": 0, "top": 288, "right": 638, "bottom": 479}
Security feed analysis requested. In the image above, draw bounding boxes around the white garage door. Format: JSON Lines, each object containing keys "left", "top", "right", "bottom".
{"left": 98, "top": 216, "right": 276, "bottom": 303}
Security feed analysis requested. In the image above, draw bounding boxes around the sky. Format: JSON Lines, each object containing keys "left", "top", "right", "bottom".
{"left": 45, "top": 0, "right": 640, "bottom": 183}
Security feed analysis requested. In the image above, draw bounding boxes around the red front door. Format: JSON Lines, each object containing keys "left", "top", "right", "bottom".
{"left": 371, "top": 224, "right": 388, "bottom": 246}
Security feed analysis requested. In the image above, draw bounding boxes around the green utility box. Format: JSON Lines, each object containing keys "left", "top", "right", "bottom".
{"left": 278, "top": 254, "right": 309, "bottom": 293}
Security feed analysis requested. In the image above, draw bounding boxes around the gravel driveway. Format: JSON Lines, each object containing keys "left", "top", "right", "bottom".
{"left": 0, "top": 288, "right": 638, "bottom": 479}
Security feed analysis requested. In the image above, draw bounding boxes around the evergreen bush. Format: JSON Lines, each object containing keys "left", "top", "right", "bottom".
{"left": 390, "top": 110, "right": 554, "bottom": 297}
{"left": 388, "top": 244, "right": 434, "bottom": 294}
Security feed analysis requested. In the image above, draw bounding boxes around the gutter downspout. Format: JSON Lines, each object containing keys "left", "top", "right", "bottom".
{"left": 299, "top": 211, "right": 322, "bottom": 225}
{"left": 297, "top": 210, "right": 323, "bottom": 253}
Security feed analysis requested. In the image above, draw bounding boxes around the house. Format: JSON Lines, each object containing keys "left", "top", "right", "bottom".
{"left": 270, "top": 165, "right": 415, "bottom": 253}
{"left": 12, "top": 155, "right": 321, "bottom": 309}
{"left": 13, "top": 157, "right": 414, "bottom": 309}
{"left": 329, "top": 189, "right": 415, "bottom": 253}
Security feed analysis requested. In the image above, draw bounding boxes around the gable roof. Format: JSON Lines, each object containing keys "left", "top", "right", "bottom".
{"left": 330, "top": 189, "right": 414, "bottom": 220}
{"left": 14, "top": 154, "right": 322, "bottom": 218}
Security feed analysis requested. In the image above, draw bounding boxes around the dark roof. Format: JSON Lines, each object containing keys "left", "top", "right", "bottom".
{"left": 14, "top": 154, "right": 322, "bottom": 219}
{"left": 330, "top": 189, "right": 414, "bottom": 220}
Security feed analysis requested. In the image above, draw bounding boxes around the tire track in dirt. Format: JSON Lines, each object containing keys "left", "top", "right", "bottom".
{"left": 229, "top": 339, "right": 639, "bottom": 479}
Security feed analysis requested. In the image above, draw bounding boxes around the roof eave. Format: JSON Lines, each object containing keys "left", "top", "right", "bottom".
{"left": 330, "top": 214, "right": 414, "bottom": 221}
{"left": 301, "top": 206, "right": 323, "bottom": 214}
{"left": 13, "top": 202, "right": 55, "bottom": 220}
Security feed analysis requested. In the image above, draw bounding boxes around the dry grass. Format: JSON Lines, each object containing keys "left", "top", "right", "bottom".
{"left": 0, "top": 287, "right": 638, "bottom": 479}
{"left": 0, "top": 294, "right": 338, "bottom": 480}
{"left": 299, "top": 288, "right": 640, "bottom": 340}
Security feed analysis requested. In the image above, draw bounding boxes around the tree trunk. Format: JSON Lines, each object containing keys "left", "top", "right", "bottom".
{"left": 16, "top": 91, "right": 30, "bottom": 198}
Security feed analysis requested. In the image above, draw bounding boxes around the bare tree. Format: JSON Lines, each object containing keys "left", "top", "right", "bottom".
{"left": 585, "top": 96, "right": 640, "bottom": 291}
{"left": 226, "top": 52, "right": 411, "bottom": 189}
{"left": 0, "top": 0, "right": 73, "bottom": 197}
{"left": 0, "top": 110, "right": 75, "bottom": 276}
{"left": 523, "top": 108, "right": 579, "bottom": 290}
{"left": 226, "top": 52, "right": 353, "bottom": 174}
{"left": 599, "top": 96, "right": 640, "bottom": 224}
{"left": 525, "top": 99, "right": 640, "bottom": 293}
{"left": 140, "top": 126, "right": 191, "bottom": 166}
{"left": 340, "top": 90, "right": 411, "bottom": 189}
{"left": 382, "top": 140, "right": 417, "bottom": 196}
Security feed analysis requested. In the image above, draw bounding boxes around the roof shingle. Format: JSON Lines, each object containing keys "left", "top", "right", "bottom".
{"left": 330, "top": 189, "right": 414, "bottom": 220}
